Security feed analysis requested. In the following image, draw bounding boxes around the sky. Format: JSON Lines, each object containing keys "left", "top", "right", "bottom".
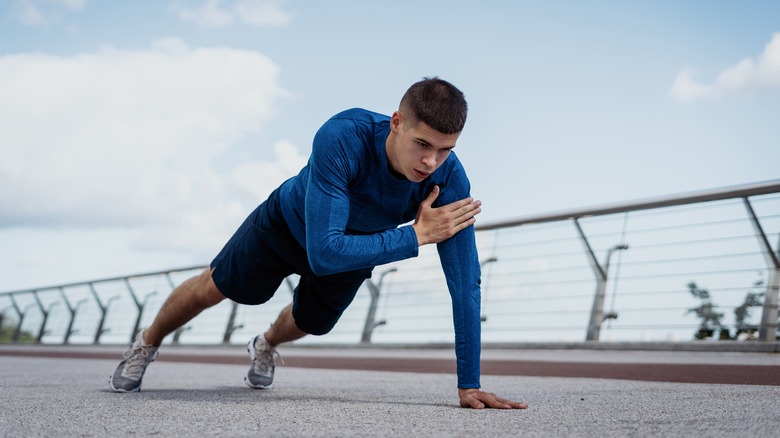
{"left": 1, "top": 0, "right": 779, "bottom": 293}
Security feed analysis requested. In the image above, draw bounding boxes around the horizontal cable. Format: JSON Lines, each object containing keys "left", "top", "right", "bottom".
{"left": 618, "top": 251, "right": 765, "bottom": 267}
{"left": 482, "top": 233, "right": 766, "bottom": 263}
{"left": 617, "top": 267, "right": 765, "bottom": 280}
{"left": 621, "top": 233, "right": 758, "bottom": 251}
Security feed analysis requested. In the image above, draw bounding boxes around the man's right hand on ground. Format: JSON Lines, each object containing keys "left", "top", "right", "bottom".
{"left": 458, "top": 388, "right": 528, "bottom": 410}
{"left": 412, "top": 185, "right": 482, "bottom": 246}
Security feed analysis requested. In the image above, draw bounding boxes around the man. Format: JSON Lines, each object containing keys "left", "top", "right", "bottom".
{"left": 109, "top": 77, "right": 527, "bottom": 410}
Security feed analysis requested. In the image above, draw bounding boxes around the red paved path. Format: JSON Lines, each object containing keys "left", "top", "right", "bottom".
{"left": 2, "top": 348, "right": 778, "bottom": 386}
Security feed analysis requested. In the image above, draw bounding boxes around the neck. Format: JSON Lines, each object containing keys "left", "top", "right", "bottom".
{"left": 384, "top": 130, "right": 402, "bottom": 178}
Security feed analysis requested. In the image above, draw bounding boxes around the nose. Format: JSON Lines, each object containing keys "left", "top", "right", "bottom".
{"left": 421, "top": 151, "right": 436, "bottom": 169}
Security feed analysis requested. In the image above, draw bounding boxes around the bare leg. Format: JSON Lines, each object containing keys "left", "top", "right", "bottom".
{"left": 142, "top": 268, "right": 226, "bottom": 347}
{"left": 264, "top": 302, "right": 307, "bottom": 347}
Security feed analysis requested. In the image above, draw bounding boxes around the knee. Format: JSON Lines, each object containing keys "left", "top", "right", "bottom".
{"left": 195, "top": 268, "right": 226, "bottom": 307}
{"left": 290, "top": 302, "right": 341, "bottom": 336}
{"left": 302, "top": 326, "right": 331, "bottom": 336}
{"left": 292, "top": 314, "right": 334, "bottom": 336}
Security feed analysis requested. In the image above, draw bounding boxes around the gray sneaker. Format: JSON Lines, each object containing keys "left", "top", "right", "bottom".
{"left": 245, "top": 335, "right": 279, "bottom": 389}
{"left": 109, "top": 332, "right": 159, "bottom": 393}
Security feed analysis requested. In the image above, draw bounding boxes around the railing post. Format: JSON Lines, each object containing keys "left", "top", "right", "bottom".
{"left": 89, "top": 283, "right": 118, "bottom": 344}
{"left": 59, "top": 287, "right": 87, "bottom": 344}
{"left": 172, "top": 326, "right": 191, "bottom": 345}
{"left": 10, "top": 294, "right": 31, "bottom": 342}
{"left": 32, "top": 291, "right": 58, "bottom": 344}
{"left": 575, "top": 219, "right": 627, "bottom": 341}
{"left": 124, "top": 278, "right": 157, "bottom": 343}
{"left": 361, "top": 268, "right": 396, "bottom": 344}
{"left": 743, "top": 198, "right": 780, "bottom": 341}
{"left": 761, "top": 268, "right": 780, "bottom": 341}
{"left": 164, "top": 272, "right": 177, "bottom": 291}
{"left": 223, "top": 301, "right": 244, "bottom": 345}
{"left": 480, "top": 257, "right": 498, "bottom": 322}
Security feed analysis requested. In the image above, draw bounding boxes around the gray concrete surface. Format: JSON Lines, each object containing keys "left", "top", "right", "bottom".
{"left": 1, "top": 350, "right": 779, "bottom": 437}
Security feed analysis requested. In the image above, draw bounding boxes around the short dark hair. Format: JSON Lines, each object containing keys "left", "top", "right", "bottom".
{"left": 399, "top": 77, "right": 467, "bottom": 134}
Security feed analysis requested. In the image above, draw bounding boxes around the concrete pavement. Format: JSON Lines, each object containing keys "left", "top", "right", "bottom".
{"left": 1, "top": 344, "right": 779, "bottom": 437}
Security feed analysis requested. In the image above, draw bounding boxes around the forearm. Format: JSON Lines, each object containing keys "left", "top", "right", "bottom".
{"left": 307, "top": 225, "right": 418, "bottom": 276}
{"left": 303, "top": 170, "right": 419, "bottom": 276}
{"left": 437, "top": 226, "right": 482, "bottom": 389}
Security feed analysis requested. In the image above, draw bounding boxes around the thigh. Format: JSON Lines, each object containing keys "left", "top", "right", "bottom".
{"left": 210, "top": 196, "right": 295, "bottom": 305}
{"left": 291, "top": 268, "right": 372, "bottom": 335}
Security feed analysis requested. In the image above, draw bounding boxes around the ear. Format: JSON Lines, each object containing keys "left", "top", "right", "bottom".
{"left": 390, "top": 111, "right": 402, "bottom": 133}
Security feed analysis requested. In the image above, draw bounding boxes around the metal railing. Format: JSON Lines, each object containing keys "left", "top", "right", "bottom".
{"left": 472, "top": 179, "right": 779, "bottom": 343}
{"left": 1, "top": 179, "right": 778, "bottom": 346}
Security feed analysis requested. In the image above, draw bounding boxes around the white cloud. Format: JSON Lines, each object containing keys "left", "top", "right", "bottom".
{"left": 668, "top": 68, "right": 712, "bottom": 103}
{"left": 229, "top": 139, "right": 308, "bottom": 204}
{"left": 169, "top": 0, "right": 291, "bottom": 28}
{"left": 669, "top": 33, "right": 780, "bottom": 102}
{"left": 9, "top": 0, "right": 85, "bottom": 27}
{"left": 169, "top": 0, "right": 233, "bottom": 27}
{"left": 234, "top": 0, "right": 291, "bottom": 26}
{"left": 0, "top": 38, "right": 303, "bottom": 254}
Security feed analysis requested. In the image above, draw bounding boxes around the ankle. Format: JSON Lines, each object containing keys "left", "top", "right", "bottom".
{"left": 261, "top": 333, "right": 278, "bottom": 349}
{"left": 141, "top": 329, "right": 162, "bottom": 347}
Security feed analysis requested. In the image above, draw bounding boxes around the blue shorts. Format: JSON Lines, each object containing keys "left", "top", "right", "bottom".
{"left": 210, "top": 188, "right": 373, "bottom": 335}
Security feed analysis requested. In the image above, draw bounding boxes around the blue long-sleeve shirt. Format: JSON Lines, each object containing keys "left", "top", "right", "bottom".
{"left": 279, "top": 108, "right": 482, "bottom": 388}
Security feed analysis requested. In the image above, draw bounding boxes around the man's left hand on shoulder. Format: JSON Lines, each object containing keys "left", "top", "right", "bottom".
{"left": 458, "top": 388, "right": 528, "bottom": 410}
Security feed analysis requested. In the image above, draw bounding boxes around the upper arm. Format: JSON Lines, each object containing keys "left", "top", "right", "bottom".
{"left": 303, "top": 122, "right": 357, "bottom": 272}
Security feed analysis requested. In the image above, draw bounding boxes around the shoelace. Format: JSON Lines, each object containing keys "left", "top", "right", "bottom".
{"left": 122, "top": 345, "right": 158, "bottom": 379}
{"left": 252, "top": 346, "right": 283, "bottom": 375}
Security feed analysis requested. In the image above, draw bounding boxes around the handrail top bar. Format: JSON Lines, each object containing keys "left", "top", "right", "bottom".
{"left": 476, "top": 179, "right": 780, "bottom": 231}
{"left": 0, "top": 265, "right": 208, "bottom": 297}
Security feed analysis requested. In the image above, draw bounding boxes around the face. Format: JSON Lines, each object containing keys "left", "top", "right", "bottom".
{"left": 386, "top": 111, "right": 460, "bottom": 183}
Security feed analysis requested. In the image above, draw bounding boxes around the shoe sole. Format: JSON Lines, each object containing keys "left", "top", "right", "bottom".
{"left": 245, "top": 338, "right": 274, "bottom": 389}
{"left": 108, "top": 376, "right": 141, "bottom": 393}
